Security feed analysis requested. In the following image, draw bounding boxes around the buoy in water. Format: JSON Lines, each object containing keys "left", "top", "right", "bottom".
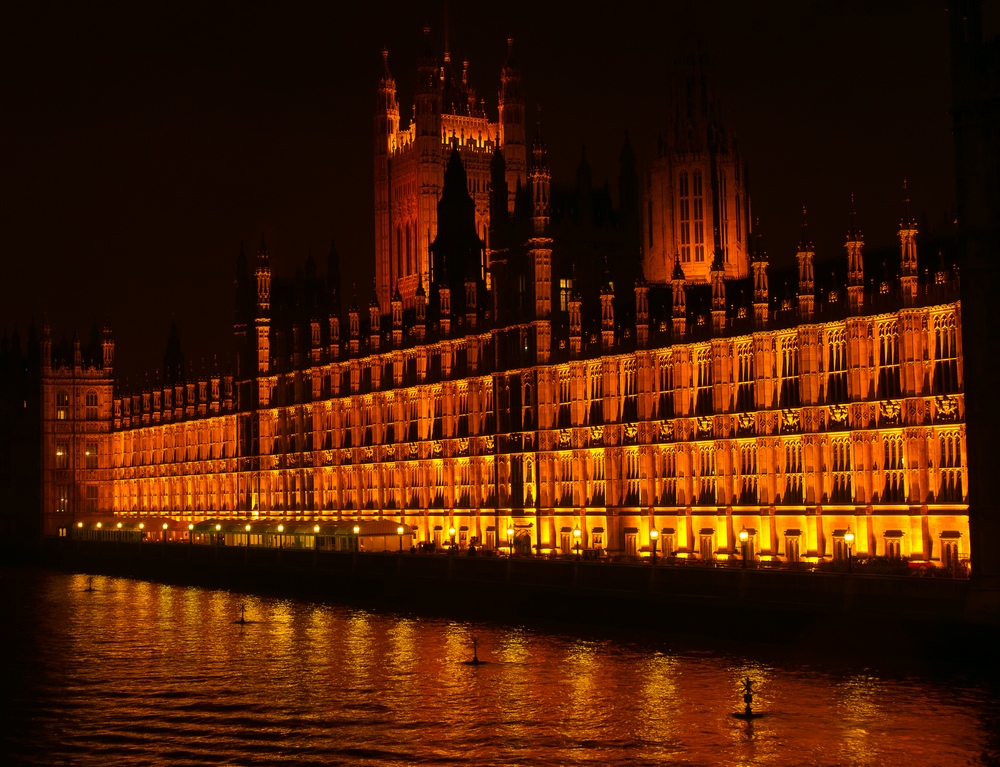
{"left": 462, "top": 636, "right": 488, "bottom": 665}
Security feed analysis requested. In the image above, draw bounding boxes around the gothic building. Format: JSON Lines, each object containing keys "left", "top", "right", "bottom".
{"left": 9, "top": 27, "right": 974, "bottom": 574}
{"left": 374, "top": 30, "right": 526, "bottom": 312}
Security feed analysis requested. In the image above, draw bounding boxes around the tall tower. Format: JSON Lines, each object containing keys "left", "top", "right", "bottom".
{"left": 898, "top": 181, "right": 919, "bottom": 304}
{"left": 373, "top": 29, "right": 527, "bottom": 312}
{"left": 255, "top": 237, "right": 271, "bottom": 377}
{"left": 644, "top": 55, "right": 751, "bottom": 284}
{"left": 499, "top": 38, "right": 527, "bottom": 214}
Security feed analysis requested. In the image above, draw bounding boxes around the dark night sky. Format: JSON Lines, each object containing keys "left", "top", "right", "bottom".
{"left": 2, "top": 1, "right": 958, "bottom": 384}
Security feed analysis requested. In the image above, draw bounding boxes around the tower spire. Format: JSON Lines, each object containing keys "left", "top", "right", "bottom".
{"left": 899, "top": 179, "right": 919, "bottom": 304}
{"left": 845, "top": 196, "right": 865, "bottom": 314}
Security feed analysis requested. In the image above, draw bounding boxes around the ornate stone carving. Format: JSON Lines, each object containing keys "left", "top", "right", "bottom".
{"left": 935, "top": 395, "right": 958, "bottom": 421}
{"left": 879, "top": 399, "right": 901, "bottom": 425}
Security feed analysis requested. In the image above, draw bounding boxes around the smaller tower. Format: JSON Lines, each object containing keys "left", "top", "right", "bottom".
{"left": 369, "top": 285, "right": 381, "bottom": 352}
{"left": 635, "top": 278, "right": 650, "bottom": 348}
{"left": 569, "top": 282, "right": 583, "bottom": 357}
{"left": 101, "top": 326, "right": 114, "bottom": 371}
{"left": 255, "top": 236, "right": 271, "bottom": 374}
{"left": 348, "top": 291, "right": 360, "bottom": 356}
{"left": 899, "top": 180, "right": 919, "bottom": 305}
{"left": 845, "top": 198, "right": 865, "bottom": 314}
{"left": 711, "top": 246, "right": 727, "bottom": 334}
{"left": 751, "top": 221, "right": 769, "bottom": 327}
{"left": 391, "top": 284, "right": 404, "bottom": 347}
{"left": 796, "top": 208, "right": 815, "bottom": 321}
{"left": 671, "top": 251, "right": 687, "bottom": 338}
{"left": 600, "top": 264, "right": 615, "bottom": 350}
{"left": 414, "top": 276, "right": 427, "bottom": 342}
{"left": 529, "top": 111, "right": 551, "bottom": 237}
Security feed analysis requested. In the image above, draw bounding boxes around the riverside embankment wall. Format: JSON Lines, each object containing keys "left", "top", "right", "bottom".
{"left": 24, "top": 538, "right": 998, "bottom": 651}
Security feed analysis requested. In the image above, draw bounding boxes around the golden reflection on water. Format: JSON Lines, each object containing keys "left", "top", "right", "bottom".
{"left": 14, "top": 572, "right": 997, "bottom": 766}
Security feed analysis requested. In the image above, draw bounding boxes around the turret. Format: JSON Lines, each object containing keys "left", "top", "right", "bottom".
{"left": 529, "top": 111, "right": 550, "bottom": 237}
{"left": 369, "top": 285, "right": 381, "bottom": 352}
{"left": 671, "top": 252, "right": 687, "bottom": 338}
{"left": 845, "top": 198, "right": 865, "bottom": 314}
{"left": 391, "top": 284, "right": 404, "bottom": 347}
{"left": 348, "top": 291, "right": 360, "bottom": 356}
{"left": 569, "top": 275, "right": 582, "bottom": 357}
{"left": 796, "top": 208, "right": 815, "bottom": 321}
{"left": 102, "top": 325, "right": 114, "bottom": 371}
{"left": 498, "top": 37, "right": 526, "bottom": 213}
{"left": 751, "top": 220, "right": 769, "bottom": 327}
{"left": 600, "top": 264, "right": 615, "bottom": 350}
{"left": 327, "top": 239, "right": 342, "bottom": 360}
{"left": 414, "top": 275, "right": 427, "bottom": 342}
{"left": 899, "top": 180, "right": 919, "bottom": 305}
{"left": 711, "top": 246, "right": 727, "bottom": 334}
{"left": 635, "top": 278, "right": 650, "bottom": 347}
{"left": 255, "top": 236, "right": 271, "bottom": 374}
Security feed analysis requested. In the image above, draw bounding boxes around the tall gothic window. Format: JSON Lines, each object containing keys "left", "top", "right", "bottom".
{"left": 933, "top": 314, "right": 960, "bottom": 394}
{"left": 882, "top": 434, "right": 905, "bottom": 502}
{"left": 679, "top": 172, "right": 691, "bottom": 263}
{"left": 694, "top": 347, "right": 713, "bottom": 416}
{"left": 736, "top": 341, "right": 754, "bottom": 411}
{"left": 826, "top": 328, "right": 848, "bottom": 403}
{"left": 778, "top": 337, "right": 800, "bottom": 407}
{"left": 877, "top": 321, "right": 901, "bottom": 398}
{"left": 693, "top": 171, "right": 705, "bottom": 262}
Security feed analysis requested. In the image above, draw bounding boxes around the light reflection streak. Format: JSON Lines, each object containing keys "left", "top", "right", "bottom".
{"left": 12, "top": 570, "right": 996, "bottom": 767}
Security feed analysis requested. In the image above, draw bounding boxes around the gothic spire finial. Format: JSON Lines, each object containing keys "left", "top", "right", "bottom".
{"left": 847, "top": 195, "right": 863, "bottom": 242}
{"left": 798, "top": 205, "right": 812, "bottom": 250}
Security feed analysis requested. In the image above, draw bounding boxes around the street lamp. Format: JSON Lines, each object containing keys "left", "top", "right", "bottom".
{"left": 245, "top": 523, "right": 251, "bottom": 547}
{"left": 277, "top": 523, "right": 284, "bottom": 548}
{"left": 188, "top": 522, "right": 194, "bottom": 544}
{"left": 397, "top": 525, "right": 405, "bottom": 552}
{"left": 844, "top": 527, "right": 855, "bottom": 573}
{"left": 353, "top": 524, "right": 360, "bottom": 552}
{"left": 215, "top": 523, "right": 222, "bottom": 546}
{"left": 650, "top": 528, "right": 659, "bottom": 565}
{"left": 449, "top": 525, "right": 457, "bottom": 554}
{"left": 739, "top": 526, "right": 749, "bottom": 569}
{"left": 313, "top": 524, "right": 321, "bottom": 551}
{"left": 162, "top": 522, "right": 169, "bottom": 543}
{"left": 507, "top": 526, "right": 514, "bottom": 558}
{"left": 573, "top": 525, "right": 581, "bottom": 560}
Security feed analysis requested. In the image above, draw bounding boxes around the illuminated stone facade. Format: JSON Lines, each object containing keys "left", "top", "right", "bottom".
{"left": 40, "top": 326, "right": 115, "bottom": 537}
{"left": 38, "top": 36, "right": 970, "bottom": 571}
{"left": 102, "top": 222, "right": 969, "bottom": 567}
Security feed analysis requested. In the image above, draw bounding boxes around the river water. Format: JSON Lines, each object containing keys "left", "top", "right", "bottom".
{"left": 2, "top": 567, "right": 997, "bottom": 766}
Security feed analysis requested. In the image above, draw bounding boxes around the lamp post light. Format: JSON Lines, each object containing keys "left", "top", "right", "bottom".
{"left": 739, "top": 526, "right": 749, "bottom": 569}
{"left": 188, "top": 523, "right": 194, "bottom": 544}
{"left": 245, "top": 523, "right": 251, "bottom": 548}
{"left": 215, "top": 523, "right": 222, "bottom": 546}
{"left": 844, "top": 527, "right": 855, "bottom": 573}
{"left": 353, "top": 524, "right": 360, "bottom": 552}
{"left": 507, "top": 526, "right": 514, "bottom": 558}
{"left": 277, "top": 523, "right": 284, "bottom": 548}
{"left": 138, "top": 522, "right": 145, "bottom": 543}
{"left": 313, "top": 524, "right": 321, "bottom": 551}
{"left": 397, "top": 525, "right": 405, "bottom": 552}
{"left": 162, "top": 522, "right": 169, "bottom": 543}
{"left": 573, "top": 525, "right": 581, "bottom": 560}
{"left": 449, "top": 525, "right": 457, "bottom": 554}
{"left": 650, "top": 528, "right": 659, "bottom": 565}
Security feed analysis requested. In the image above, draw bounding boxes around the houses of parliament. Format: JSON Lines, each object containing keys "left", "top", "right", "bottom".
{"left": 4, "top": 18, "right": 991, "bottom": 577}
